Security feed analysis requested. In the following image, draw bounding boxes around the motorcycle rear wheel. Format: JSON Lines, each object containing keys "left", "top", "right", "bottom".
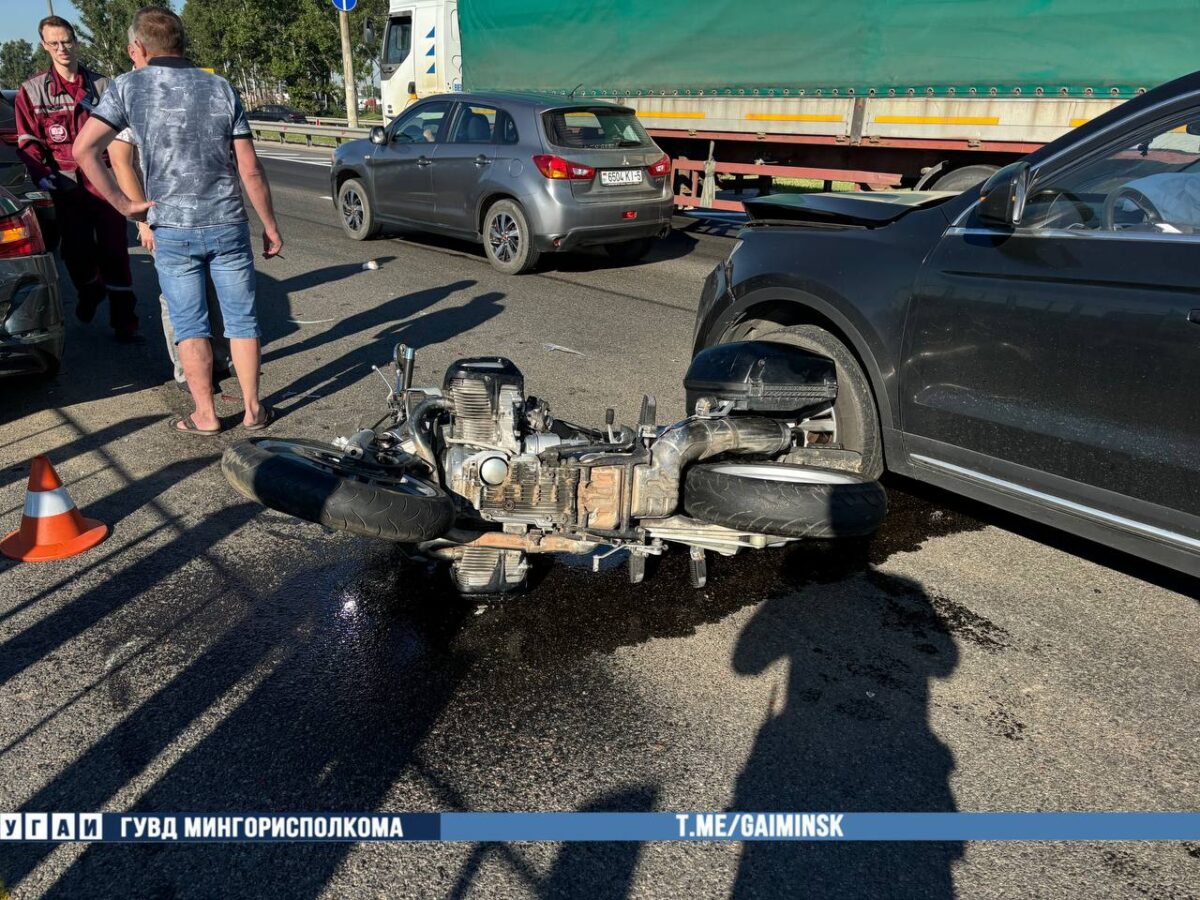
{"left": 683, "top": 462, "right": 887, "bottom": 539}
{"left": 223, "top": 438, "right": 456, "bottom": 542}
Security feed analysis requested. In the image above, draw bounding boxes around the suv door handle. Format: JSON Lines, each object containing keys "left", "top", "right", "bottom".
{"left": 474, "top": 155, "right": 491, "bottom": 166}
{"left": 416, "top": 156, "right": 432, "bottom": 167}
{"left": 1189, "top": 309, "right": 1200, "bottom": 324}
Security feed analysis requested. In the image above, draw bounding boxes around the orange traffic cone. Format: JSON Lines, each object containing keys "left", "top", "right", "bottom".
{"left": 1, "top": 455, "right": 108, "bottom": 562}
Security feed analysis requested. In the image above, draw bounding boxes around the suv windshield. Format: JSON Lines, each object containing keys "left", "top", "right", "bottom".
{"left": 542, "top": 107, "right": 653, "bottom": 150}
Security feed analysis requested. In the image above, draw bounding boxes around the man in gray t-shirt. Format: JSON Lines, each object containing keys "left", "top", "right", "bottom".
{"left": 74, "top": 6, "right": 282, "bottom": 436}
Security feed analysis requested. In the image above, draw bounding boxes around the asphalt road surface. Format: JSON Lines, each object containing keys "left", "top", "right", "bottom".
{"left": 1, "top": 145, "right": 1197, "bottom": 899}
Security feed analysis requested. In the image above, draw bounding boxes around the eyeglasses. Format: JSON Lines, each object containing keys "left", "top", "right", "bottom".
{"left": 44, "top": 40, "right": 76, "bottom": 49}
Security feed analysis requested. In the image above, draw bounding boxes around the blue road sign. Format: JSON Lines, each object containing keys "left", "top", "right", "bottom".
{"left": 331, "top": 0, "right": 357, "bottom": 11}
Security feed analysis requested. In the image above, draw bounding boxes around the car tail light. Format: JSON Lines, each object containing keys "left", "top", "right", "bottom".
{"left": 0, "top": 206, "right": 45, "bottom": 259}
{"left": 648, "top": 154, "right": 671, "bottom": 177}
{"left": 532, "top": 154, "right": 595, "bottom": 181}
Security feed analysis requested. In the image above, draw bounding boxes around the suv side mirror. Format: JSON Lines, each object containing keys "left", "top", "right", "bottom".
{"left": 977, "top": 161, "right": 1031, "bottom": 227}
{"left": 369, "top": 126, "right": 387, "bottom": 145}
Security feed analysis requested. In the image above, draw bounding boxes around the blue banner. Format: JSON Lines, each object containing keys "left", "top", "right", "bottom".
{"left": 1, "top": 812, "right": 1197, "bottom": 843}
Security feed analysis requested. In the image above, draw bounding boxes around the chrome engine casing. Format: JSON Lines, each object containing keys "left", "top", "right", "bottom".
{"left": 442, "top": 358, "right": 579, "bottom": 532}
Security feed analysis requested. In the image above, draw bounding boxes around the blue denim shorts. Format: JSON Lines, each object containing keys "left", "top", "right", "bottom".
{"left": 153, "top": 222, "right": 260, "bottom": 342}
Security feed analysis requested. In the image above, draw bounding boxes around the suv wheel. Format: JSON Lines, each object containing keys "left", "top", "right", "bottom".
{"left": 482, "top": 200, "right": 540, "bottom": 275}
{"left": 338, "top": 178, "right": 380, "bottom": 240}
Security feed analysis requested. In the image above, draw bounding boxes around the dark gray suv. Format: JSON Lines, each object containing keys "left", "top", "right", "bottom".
{"left": 330, "top": 92, "right": 675, "bottom": 274}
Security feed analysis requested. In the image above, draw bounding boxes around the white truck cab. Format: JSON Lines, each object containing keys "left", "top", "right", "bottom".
{"left": 380, "top": 0, "right": 462, "bottom": 123}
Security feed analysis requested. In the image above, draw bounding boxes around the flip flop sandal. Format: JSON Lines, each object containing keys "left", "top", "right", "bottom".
{"left": 170, "top": 413, "right": 221, "bottom": 436}
{"left": 244, "top": 405, "right": 274, "bottom": 431}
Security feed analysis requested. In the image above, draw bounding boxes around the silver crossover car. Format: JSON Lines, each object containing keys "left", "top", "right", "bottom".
{"left": 331, "top": 92, "right": 675, "bottom": 274}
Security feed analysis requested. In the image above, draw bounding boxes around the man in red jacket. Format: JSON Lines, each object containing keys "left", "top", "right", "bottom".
{"left": 15, "top": 15, "right": 138, "bottom": 341}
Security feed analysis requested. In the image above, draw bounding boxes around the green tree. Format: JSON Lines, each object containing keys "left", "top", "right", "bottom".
{"left": 72, "top": 0, "right": 174, "bottom": 78}
{"left": 0, "top": 40, "right": 47, "bottom": 87}
{"left": 179, "top": 0, "right": 386, "bottom": 114}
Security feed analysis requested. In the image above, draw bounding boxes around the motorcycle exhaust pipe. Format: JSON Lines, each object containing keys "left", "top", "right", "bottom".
{"left": 408, "top": 395, "right": 453, "bottom": 473}
{"left": 632, "top": 416, "right": 791, "bottom": 519}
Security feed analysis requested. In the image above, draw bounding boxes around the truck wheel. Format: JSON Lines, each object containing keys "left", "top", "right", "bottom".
{"left": 684, "top": 463, "right": 887, "bottom": 538}
{"left": 604, "top": 237, "right": 655, "bottom": 263}
{"left": 483, "top": 200, "right": 540, "bottom": 275}
{"left": 930, "top": 165, "right": 1000, "bottom": 192}
{"left": 749, "top": 324, "right": 884, "bottom": 479}
{"left": 222, "top": 438, "right": 456, "bottom": 542}
{"left": 338, "top": 178, "right": 381, "bottom": 240}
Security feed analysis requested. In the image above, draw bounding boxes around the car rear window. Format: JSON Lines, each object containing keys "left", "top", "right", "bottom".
{"left": 542, "top": 107, "right": 653, "bottom": 150}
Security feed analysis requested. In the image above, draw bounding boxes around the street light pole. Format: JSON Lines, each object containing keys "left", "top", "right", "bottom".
{"left": 338, "top": 10, "right": 359, "bottom": 128}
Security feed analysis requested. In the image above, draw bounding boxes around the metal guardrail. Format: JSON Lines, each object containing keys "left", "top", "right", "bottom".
{"left": 305, "top": 116, "right": 384, "bottom": 127}
{"left": 249, "top": 122, "right": 370, "bottom": 147}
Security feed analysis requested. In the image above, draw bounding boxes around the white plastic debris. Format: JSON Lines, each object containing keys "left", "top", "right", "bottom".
{"left": 543, "top": 343, "right": 583, "bottom": 356}
{"left": 362, "top": 259, "right": 380, "bottom": 270}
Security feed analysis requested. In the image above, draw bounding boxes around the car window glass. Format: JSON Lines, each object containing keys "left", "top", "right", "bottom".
{"left": 497, "top": 111, "right": 519, "bottom": 144}
{"left": 388, "top": 101, "right": 453, "bottom": 144}
{"left": 451, "top": 105, "right": 497, "bottom": 143}
{"left": 384, "top": 16, "right": 412, "bottom": 66}
{"left": 543, "top": 108, "right": 653, "bottom": 150}
{"left": 1021, "top": 112, "right": 1200, "bottom": 234}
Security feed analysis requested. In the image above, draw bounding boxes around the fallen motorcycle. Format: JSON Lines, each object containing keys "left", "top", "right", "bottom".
{"left": 222, "top": 341, "right": 887, "bottom": 593}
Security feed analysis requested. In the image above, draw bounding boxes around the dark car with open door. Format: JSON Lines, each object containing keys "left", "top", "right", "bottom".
{"left": 695, "top": 70, "right": 1200, "bottom": 577}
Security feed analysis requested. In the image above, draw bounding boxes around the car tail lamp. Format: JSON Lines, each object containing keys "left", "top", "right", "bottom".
{"left": 648, "top": 155, "right": 671, "bottom": 177}
{"left": 532, "top": 155, "right": 595, "bottom": 180}
{"left": 0, "top": 206, "right": 45, "bottom": 258}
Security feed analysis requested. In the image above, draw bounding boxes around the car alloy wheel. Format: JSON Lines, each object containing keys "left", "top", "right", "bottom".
{"left": 342, "top": 188, "right": 364, "bottom": 232}
{"left": 488, "top": 212, "right": 520, "bottom": 263}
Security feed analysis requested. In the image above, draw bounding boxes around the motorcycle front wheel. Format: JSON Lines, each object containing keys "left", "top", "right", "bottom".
{"left": 222, "top": 438, "right": 456, "bottom": 542}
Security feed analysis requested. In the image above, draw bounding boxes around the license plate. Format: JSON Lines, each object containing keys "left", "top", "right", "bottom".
{"left": 600, "top": 169, "right": 644, "bottom": 186}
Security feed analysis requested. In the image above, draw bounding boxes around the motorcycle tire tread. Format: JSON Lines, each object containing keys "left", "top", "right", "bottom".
{"left": 683, "top": 463, "right": 887, "bottom": 539}
{"left": 222, "top": 440, "right": 456, "bottom": 543}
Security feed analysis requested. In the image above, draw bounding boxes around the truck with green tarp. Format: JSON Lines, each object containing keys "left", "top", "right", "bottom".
{"left": 377, "top": 0, "right": 1200, "bottom": 200}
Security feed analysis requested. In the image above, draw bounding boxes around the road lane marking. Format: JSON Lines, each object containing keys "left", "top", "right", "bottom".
{"left": 257, "top": 149, "right": 332, "bottom": 167}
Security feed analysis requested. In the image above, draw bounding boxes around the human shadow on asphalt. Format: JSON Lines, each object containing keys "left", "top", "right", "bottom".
{"left": 254, "top": 257, "right": 399, "bottom": 353}
{"left": 5, "top": 545, "right": 476, "bottom": 897}
{"left": 0, "top": 458, "right": 249, "bottom": 690}
{"left": 0, "top": 414, "right": 162, "bottom": 492}
{"left": 0, "top": 254, "right": 168, "bottom": 424}
{"left": 262, "top": 285, "right": 505, "bottom": 417}
{"left": 0, "top": 486, "right": 982, "bottom": 896}
{"left": 727, "top": 565, "right": 962, "bottom": 899}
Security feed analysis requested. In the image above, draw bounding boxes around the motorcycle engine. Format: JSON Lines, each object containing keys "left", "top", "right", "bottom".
{"left": 440, "top": 358, "right": 580, "bottom": 593}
